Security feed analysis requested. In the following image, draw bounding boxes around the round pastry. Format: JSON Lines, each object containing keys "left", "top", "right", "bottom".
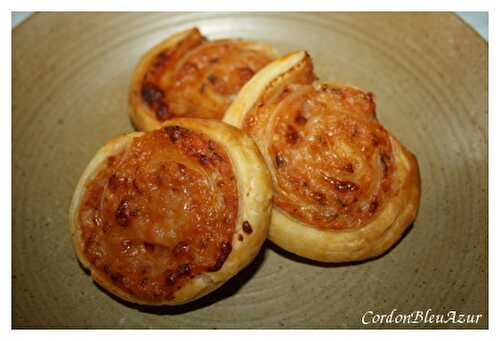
{"left": 129, "top": 27, "right": 278, "bottom": 131}
{"left": 69, "top": 118, "right": 273, "bottom": 305}
{"left": 223, "top": 51, "right": 421, "bottom": 262}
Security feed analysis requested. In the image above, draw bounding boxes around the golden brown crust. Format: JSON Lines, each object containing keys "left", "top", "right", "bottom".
{"left": 129, "top": 27, "right": 278, "bottom": 131}
{"left": 223, "top": 51, "right": 421, "bottom": 262}
{"left": 69, "top": 118, "right": 273, "bottom": 305}
{"left": 268, "top": 137, "right": 421, "bottom": 262}
{"left": 129, "top": 28, "right": 198, "bottom": 132}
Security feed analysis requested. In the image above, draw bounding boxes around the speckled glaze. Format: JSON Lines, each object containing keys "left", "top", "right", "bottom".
{"left": 13, "top": 12, "right": 487, "bottom": 328}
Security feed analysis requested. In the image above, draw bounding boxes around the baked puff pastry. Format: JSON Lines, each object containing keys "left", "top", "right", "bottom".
{"left": 69, "top": 118, "right": 272, "bottom": 305}
{"left": 223, "top": 51, "right": 421, "bottom": 262}
{"left": 129, "top": 27, "right": 278, "bottom": 131}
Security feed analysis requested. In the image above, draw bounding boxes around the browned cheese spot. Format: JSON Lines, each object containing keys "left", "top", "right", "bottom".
{"left": 312, "top": 192, "right": 327, "bottom": 205}
{"left": 208, "top": 240, "right": 232, "bottom": 272}
{"left": 115, "top": 199, "right": 136, "bottom": 227}
{"left": 369, "top": 200, "right": 379, "bottom": 213}
{"left": 275, "top": 153, "right": 285, "bottom": 168}
{"left": 165, "top": 264, "right": 192, "bottom": 286}
{"left": 242, "top": 221, "right": 253, "bottom": 234}
{"left": 286, "top": 125, "right": 300, "bottom": 144}
{"left": 141, "top": 83, "right": 164, "bottom": 106}
{"left": 164, "top": 125, "right": 188, "bottom": 143}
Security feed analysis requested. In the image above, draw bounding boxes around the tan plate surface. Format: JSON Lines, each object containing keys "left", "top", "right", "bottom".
{"left": 13, "top": 12, "right": 487, "bottom": 328}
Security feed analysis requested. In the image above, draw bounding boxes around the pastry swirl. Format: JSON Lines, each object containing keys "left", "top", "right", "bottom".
{"left": 224, "top": 51, "right": 421, "bottom": 262}
{"left": 129, "top": 27, "right": 278, "bottom": 131}
{"left": 69, "top": 119, "right": 273, "bottom": 305}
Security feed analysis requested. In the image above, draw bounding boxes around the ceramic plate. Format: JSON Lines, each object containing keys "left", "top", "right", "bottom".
{"left": 12, "top": 12, "right": 487, "bottom": 328}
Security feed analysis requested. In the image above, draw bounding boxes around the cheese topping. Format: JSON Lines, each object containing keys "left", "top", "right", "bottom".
{"left": 78, "top": 127, "right": 238, "bottom": 301}
{"left": 244, "top": 82, "right": 396, "bottom": 230}
{"left": 141, "top": 34, "right": 275, "bottom": 120}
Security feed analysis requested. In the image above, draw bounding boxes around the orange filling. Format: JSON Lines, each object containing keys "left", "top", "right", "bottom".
{"left": 78, "top": 127, "right": 238, "bottom": 301}
{"left": 244, "top": 83, "right": 396, "bottom": 230}
{"left": 141, "top": 34, "right": 275, "bottom": 121}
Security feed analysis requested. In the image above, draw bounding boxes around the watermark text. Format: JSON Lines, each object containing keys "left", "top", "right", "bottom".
{"left": 361, "top": 309, "right": 483, "bottom": 326}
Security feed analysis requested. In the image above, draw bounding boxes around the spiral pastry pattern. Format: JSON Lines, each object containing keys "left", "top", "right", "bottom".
{"left": 224, "top": 51, "right": 421, "bottom": 262}
{"left": 69, "top": 119, "right": 273, "bottom": 305}
{"left": 129, "top": 28, "right": 278, "bottom": 131}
